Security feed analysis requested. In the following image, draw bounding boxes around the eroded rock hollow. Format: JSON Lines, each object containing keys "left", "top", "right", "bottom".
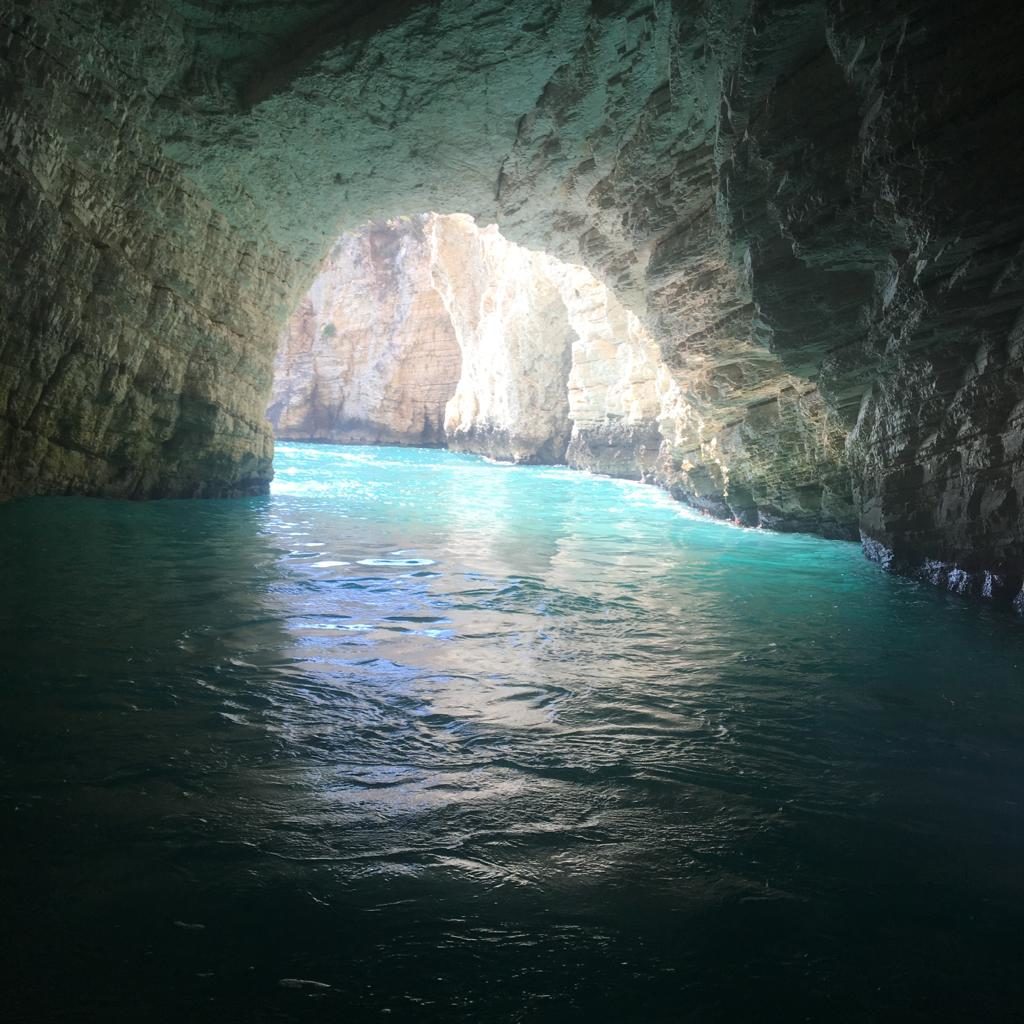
{"left": 4, "top": 0, "right": 1024, "bottom": 601}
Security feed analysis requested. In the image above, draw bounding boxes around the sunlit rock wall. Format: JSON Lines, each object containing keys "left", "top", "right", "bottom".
{"left": 428, "top": 215, "right": 575, "bottom": 464}
{"left": 550, "top": 260, "right": 684, "bottom": 483}
{"left": 270, "top": 214, "right": 692, "bottom": 475}
{"left": 268, "top": 217, "right": 460, "bottom": 446}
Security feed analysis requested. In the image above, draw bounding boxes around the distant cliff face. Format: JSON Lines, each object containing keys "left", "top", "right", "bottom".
{"left": 269, "top": 214, "right": 697, "bottom": 475}
{"left": 552, "top": 258, "right": 687, "bottom": 484}
{"left": 428, "top": 215, "right": 575, "bottom": 464}
{"left": 267, "top": 217, "right": 460, "bottom": 447}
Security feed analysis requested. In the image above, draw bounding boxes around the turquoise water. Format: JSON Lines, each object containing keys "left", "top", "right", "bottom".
{"left": 2, "top": 442, "right": 1024, "bottom": 1022}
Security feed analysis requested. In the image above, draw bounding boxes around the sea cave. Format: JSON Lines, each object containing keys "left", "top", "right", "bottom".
{"left": 3, "top": 2, "right": 1024, "bottom": 1021}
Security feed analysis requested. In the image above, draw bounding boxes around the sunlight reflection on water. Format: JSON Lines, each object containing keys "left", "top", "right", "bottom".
{"left": 2, "top": 443, "right": 1024, "bottom": 1021}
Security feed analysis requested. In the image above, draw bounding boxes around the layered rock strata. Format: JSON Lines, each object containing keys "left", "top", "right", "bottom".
{"left": 4, "top": 0, "right": 1024, "bottom": 603}
{"left": 0, "top": 9, "right": 291, "bottom": 498}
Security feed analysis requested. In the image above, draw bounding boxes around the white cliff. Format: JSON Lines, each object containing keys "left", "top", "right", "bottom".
{"left": 267, "top": 216, "right": 461, "bottom": 446}
{"left": 270, "top": 213, "right": 699, "bottom": 477}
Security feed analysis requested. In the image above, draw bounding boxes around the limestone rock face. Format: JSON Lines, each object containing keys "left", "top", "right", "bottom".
{"left": 271, "top": 213, "right": 697, "bottom": 476}
{"left": 5, "top": 0, "right": 1024, "bottom": 600}
{"left": 552, "top": 260, "right": 684, "bottom": 483}
{"left": 268, "top": 217, "right": 460, "bottom": 446}
{"left": 0, "top": 8, "right": 291, "bottom": 498}
{"left": 428, "top": 215, "right": 574, "bottom": 464}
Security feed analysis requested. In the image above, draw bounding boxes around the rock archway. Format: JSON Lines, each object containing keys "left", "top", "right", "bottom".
{"left": 268, "top": 212, "right": 688, "bottom": 472}
{"left": 4, "top": 0, "right": 1024, "bottom": 597}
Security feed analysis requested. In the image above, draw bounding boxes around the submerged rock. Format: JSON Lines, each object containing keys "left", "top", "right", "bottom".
{"left": 278, "top": 978, "right": 332, "bottom": 991}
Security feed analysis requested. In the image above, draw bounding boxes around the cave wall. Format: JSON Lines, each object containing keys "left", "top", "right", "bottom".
{"left": 715, "top": 0, "right": 1024, "bottom": 589}
{"left": 0, "top": 9, "right": 293, "bottom": 498}
{"left": 832, "top": 3, "right": 1024, "bottom": 598}
{"left": 4, "top": 0, "right": 1024, "bottom": 599}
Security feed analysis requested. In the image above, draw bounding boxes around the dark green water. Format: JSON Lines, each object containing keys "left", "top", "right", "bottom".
{"left": 2, "top": 443, "right": 1023, "bottom": 1023}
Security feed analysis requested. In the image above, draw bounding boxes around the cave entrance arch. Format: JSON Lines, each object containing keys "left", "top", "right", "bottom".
{"left": 139, "top": 0, "right": 859, "bottom": 538}
{"left": 9, "top": 1, "right": 874, "bottom": 546}
{"left": 266, "top": 212, "right": 680, "bottom": 480}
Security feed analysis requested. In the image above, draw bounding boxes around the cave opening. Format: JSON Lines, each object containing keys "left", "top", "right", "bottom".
{"left": 266, "top": 211, "right": 684, "bottom": 482}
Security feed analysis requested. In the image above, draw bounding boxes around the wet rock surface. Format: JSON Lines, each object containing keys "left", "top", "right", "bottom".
{"left": 4, "top": 0, "right": 1024, "bottom": 596}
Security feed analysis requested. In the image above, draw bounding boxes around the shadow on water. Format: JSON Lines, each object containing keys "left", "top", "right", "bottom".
{"left": 2, "top": 443, "right": 1024, "bottom": 1022}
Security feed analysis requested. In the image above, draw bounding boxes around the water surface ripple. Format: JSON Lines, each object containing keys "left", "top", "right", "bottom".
{"left": 2, "top": 443, "right": 1024, "bottom": 1022}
